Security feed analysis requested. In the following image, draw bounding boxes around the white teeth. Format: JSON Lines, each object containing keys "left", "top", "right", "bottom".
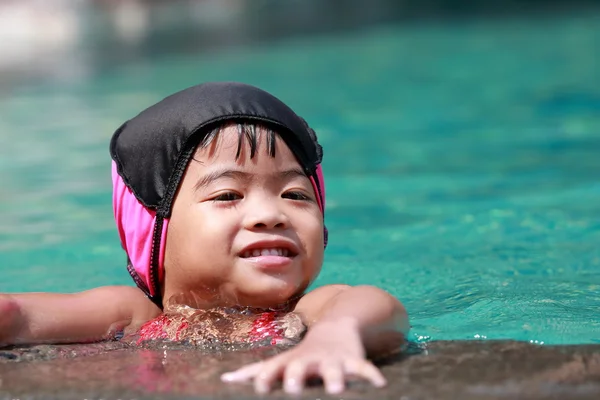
{"left": 242, "top": 248, "right": 291, "bottom": 258}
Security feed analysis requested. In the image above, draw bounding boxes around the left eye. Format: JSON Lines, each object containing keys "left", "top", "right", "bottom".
{"left": 283, "top": 191, "right": 310, "bottom": 201}
{"left": 213, "top": 192, "right": 242, "bottom": 201}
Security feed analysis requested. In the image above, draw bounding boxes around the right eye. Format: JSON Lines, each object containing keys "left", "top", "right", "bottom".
{"left": 212, "top": 192, "right": 242, "bottom": 202}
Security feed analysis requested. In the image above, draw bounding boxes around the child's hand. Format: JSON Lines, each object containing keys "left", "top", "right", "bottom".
{"left": 0, "top": 295, "right": 21, "bottom": 346}
{"left": 221, "top": 320, "right": 386, "bottom": 394}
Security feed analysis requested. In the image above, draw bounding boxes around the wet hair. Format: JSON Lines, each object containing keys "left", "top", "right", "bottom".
{"left": 194, "top": 122, "right": 278, "bottom": 161}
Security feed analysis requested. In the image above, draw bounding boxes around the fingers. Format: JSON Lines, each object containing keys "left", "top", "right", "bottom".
{"left": 344, "top": 359, "right": 387, "bottom": 388}
{"left": 320, "top": 360, "right": 345, "bottom": 394}
{"left": 221, "top": 358, "right": 291, "bottom": 394}
{"left": 221, "top": 361, "right": 264, "bottom": 382}
{"left": 283, "top": 360, "right": 311, "bottom": 394}
{"left": 222, "top": 356, "right": 387, "bottom": 394}
{"left": 254, "top": 358, "right": 287, "bottom": 393}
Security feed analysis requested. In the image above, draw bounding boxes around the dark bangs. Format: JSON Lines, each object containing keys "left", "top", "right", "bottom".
{"left": 196, "top": 122, "right": 277, "bottom": 160}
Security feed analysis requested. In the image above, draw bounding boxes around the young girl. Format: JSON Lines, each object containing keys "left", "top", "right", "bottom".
{"left": 0, "top": 82, "right": 409, "bottom": 395}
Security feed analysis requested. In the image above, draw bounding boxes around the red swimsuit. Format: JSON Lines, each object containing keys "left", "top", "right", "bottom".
{"left": 136, "top": 311, "right": 286, "bottom": 345}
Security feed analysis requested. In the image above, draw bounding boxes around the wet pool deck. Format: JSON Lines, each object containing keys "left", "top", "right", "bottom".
{"left": 1, "top": 340, "right": 599, "bottom": 399}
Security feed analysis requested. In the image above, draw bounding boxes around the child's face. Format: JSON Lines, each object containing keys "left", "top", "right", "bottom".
{"left": 162, "top": 124, "right": 325, "bottom": 309}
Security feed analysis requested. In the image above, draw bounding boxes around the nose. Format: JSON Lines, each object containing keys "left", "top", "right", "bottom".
{"left": 243, "top": 195, "right": 289, "bottom": 230}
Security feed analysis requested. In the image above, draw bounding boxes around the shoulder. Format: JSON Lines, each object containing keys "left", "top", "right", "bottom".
{"left": 293, "top": 284, "right": 351, "bottom": 325}
{"left": 301, "top": 284, "right": 351, "bottom": 302}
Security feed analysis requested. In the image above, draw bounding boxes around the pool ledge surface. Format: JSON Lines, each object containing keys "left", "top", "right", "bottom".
{"left": 1, "top": 340, "right": 599, "bottom": 399}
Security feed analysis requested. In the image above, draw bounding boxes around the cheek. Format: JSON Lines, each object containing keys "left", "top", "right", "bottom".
{"left": 301, "top": 212, "right": 326, "bottom": 262}
{"left": 305, "top": 208, "right": 325, "bottom": 241}
{"left": 197, "top": 210, "right": 239, "bottom": 244}
{"left": 164, "top": 204, "right": 205, "bottom": 268}
{"left": 167, "top": 205, "right": 236, "bottom": 259}
{"left": 304, "top": 230, "right": 325, "bottom": 286}
{"left": 164, "top": 207, "right": 235, "bottom": 288}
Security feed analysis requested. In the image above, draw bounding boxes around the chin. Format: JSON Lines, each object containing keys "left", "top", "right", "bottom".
{"left": 238, "top": 280, "right": 306, "bottom": 308}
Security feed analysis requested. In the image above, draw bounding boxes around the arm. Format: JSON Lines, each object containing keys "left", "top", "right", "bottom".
{"left": 294, "top": 284, "right": 409, "bottom": 358}
{"left": 0, "top": 286, "right": 160, "bottom": 346}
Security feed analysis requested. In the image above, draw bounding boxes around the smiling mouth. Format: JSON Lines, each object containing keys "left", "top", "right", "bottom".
{"left": 240, "top": 248, "right": 297, "bottom": 258}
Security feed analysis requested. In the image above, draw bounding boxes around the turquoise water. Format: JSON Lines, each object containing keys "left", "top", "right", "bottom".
{"left": 1, "top": 12, "right": 599, "bottom": 345}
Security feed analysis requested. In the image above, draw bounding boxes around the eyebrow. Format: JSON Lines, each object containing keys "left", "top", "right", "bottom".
{"left": 193, "top": 167, "right": 308, "bottom": 191}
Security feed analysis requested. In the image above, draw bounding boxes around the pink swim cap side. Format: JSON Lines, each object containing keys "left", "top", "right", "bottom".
{"left": 112, "top": 161, "right": 168, "bottom": 297}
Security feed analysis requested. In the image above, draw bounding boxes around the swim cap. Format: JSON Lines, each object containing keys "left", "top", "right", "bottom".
{"left": 110, "top": 82, "right": 326, "bottom": 307}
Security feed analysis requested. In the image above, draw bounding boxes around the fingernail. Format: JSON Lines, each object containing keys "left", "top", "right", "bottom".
{"left": 327, "top": 383, "right": 343, "bottom": 394}
{"left": 375, "top": 377, "right": 387, "bottom": 387}
{"left": 221, "top": 372, "right": 244, "bottom": 382}
{"left": 220, "top": 373, "right": 234, "bottom": 382}
{"left": 256, "top": 382, "right": 270, "bottom": 394}
{"left": 284, "top": 380, "right": 301, "bottom": 394}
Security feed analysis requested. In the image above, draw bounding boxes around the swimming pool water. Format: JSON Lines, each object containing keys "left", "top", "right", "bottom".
{"left": 1, "top": 11, "right": 599, "bottom": 345}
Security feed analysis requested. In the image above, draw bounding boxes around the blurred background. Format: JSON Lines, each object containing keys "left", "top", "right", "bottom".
{"left": 1, "top": 1, "right": 599, "bottom": 344}
{"left": 1, "top": 0, "right": 599, "bottom": 87}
